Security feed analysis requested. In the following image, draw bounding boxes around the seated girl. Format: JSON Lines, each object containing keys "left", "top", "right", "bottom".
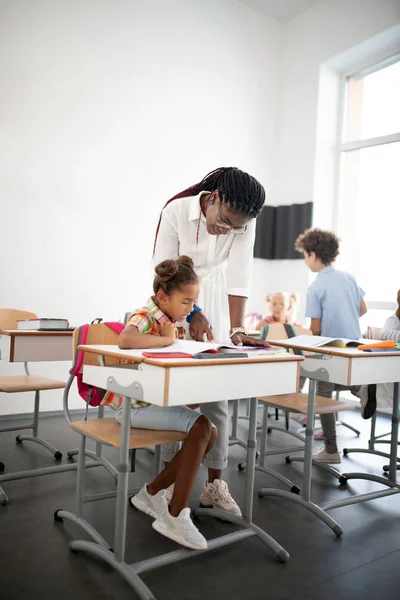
{"left": 256, "top": 292, "right": 299, "bottom": 330}
{"left": 102, "top": 256, "right": 217, "bottom": 551}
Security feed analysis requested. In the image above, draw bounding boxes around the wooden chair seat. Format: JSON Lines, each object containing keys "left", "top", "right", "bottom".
{"left": 258, "top": 393, "right": 355, "bottom": 415}
{"left": 71, "top": 418, "right": 187, "bottom": 449}
{"left": 0, "top": 375, "right": 66, "bottom": 393}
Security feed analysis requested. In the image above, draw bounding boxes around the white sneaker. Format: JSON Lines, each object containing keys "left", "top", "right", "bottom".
{"left": 312, "top": 448, "right": 341, "bottom": 464}
{"left": 164, "top": 483, "right": 174, "bottom": 504}
{"left": 152, "top": 507, "right": 207, "bottom": 550}
{"left": 199, "top": 479, "right": 242, "bottom": 516}
{"left": 130, "top": 484, "right": 168, "bottom": 519}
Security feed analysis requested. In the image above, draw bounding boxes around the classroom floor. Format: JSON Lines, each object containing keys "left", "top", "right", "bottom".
{"left": 1, "top": 405, "right": 400, "bottom": 600}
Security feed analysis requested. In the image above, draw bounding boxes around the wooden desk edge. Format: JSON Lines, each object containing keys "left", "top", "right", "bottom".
{"left": 78, "top": 345, "right": 304, "bottom": 368}
{"left": 0, "top": 330, "right": 74, "bottom": 337}
{"left": 271, "top": 341, "right": 400, "bottom": 358}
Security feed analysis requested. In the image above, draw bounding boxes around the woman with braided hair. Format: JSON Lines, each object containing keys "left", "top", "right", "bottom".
{"left": 153, "top": 167, "right": 268, "bottom": 516}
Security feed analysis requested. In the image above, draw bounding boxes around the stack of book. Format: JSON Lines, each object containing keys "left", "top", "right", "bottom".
{"left": 17, "top": 318, "right": 72, "bottom": 331}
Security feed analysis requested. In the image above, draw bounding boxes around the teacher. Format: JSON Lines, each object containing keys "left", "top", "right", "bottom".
{"left": 153, "top": 166, "right": 267, "bottom": 515}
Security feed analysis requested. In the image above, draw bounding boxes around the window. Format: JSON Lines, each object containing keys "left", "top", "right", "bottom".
{"left": 336, "top": 57, "right": 400, "bottom": 316}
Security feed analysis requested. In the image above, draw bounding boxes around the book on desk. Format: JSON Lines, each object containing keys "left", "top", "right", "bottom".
{"left": 17, "top": 318, "right": 71, "bottom": 331}
{"left": 141, "top": 339, "right": 286, "bottom": 359}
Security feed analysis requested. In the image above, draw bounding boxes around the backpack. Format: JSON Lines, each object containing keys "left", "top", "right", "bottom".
{"left": 70, "top": 319, "right": 125, "bottom": 408}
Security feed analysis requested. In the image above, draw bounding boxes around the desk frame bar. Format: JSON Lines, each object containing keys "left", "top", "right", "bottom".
{"left": 56, "top": 388, "right": 290, "bottom": 600}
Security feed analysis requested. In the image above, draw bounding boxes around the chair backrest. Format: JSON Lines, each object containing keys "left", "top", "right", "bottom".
{"left": 260, "top": 322, "right": 313, "bottom": 356}
{"left": 72, "top": 323, "right": 122, "bottom": 372}
{"left": 261, "top": 322, "right": 287, "bottom": 341}
{"left": 0, "top": 308, "right": 37, "bottom": 330}
{"left": 365, "top": 326, "right": 382, "bottom": 340}
{"left": 123, "top": 311, "right": 133, "bottom": 325}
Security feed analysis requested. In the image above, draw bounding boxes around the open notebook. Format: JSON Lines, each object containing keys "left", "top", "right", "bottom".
{"left": 141, "top": 339, "right": 286, "bottom": 358}
{"left": 276, "top": 335, "right": 371, "bottom": 349}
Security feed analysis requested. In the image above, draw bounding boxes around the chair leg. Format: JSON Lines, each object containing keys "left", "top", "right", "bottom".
{"left": 0, "top": 483, "right": 8, "bottom": 505}
{"left": 130, "top": 449, "right": 136, "bottom": 473}
{"left": 76, "top": 435, "right": 87, "bottom": 518}
{"left": 0, "top": 462, "right": 7, "bottom": 504}
{"left": 337, "top": 418, "right": 360, "bottom": 436}
{"left": 15, "top": 391, "right": 63, "bottom": 460}
{"left": 154, "top": 445, "right": 162, "bottom": 476}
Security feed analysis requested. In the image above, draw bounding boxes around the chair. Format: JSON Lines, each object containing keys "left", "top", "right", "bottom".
{"left": 0, "top": 308, "right": 66, "bottom": 504}
{"left": 55, "top": 323, "right": 187, "bottom": 542}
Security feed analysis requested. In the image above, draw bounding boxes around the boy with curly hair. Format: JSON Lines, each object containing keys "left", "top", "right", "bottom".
{"left": 295, "top": 228, "right": 368, "bottom": 463}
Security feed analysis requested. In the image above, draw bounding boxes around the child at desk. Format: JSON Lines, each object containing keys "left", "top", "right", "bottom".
{"left": 103, "top": 255, "right": 217, "bottom": 551}
{"left": 357, "top": 289, "right": 400, "bottom": 418}
{"left": 295, "top": 228, "right": 367, "bottom": 464}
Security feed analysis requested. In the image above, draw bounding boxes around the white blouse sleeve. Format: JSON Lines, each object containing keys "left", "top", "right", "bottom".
{"left": 225, "top": 218, "right": 256, "bottom": 297}
{"left": 153, "top": 206, "right": 180, "bottom": 266}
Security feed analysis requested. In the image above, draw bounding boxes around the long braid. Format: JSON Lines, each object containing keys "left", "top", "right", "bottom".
{"left": 153, "top": 167, "right": 265, "bottom": 254}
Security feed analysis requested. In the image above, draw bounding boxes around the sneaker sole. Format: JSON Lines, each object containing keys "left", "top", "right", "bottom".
{"left": 199, "top": 499, "right": 242, "bottom": 517}
{"left": 312, "top": 458, "right": 341, "bottom": 464}
{"left": 130, "top": 495, "right": 158, "bottom": 519}
{"left": 152, "top": 519, "right": 207, "bottom": 551}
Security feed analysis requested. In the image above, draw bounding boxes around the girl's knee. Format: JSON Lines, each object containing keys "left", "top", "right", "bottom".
{"left": 191, "top": 414, "right": 213, "bottom": 438}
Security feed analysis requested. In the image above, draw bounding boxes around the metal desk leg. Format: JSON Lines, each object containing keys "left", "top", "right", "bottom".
{"left": 258, "top": 381, "right": 343, "bottom": 536}
{"left": 229, "top": 400, "right": 248, "bottom": 452}
{"left": 320, "top": 383, "right": 400, "bottom": 511}
{"left": 238, "top": 404, "right": 300, "bottom": 493}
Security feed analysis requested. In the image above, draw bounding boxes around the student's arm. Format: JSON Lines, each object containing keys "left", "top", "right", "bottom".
{"left": 380, "top": 315, "right": 400, "bottom": 343}
{"left": 310, "top": 318, "right": 321, "bottom": 336}
{"left": 118, "top": 324, "right": 175, "bottom": 349}
{"left": 305, "top": 287, "right": 321, "bottom": 336}
{"left": 359, "top": 299, "right": 368, "bottom": 317}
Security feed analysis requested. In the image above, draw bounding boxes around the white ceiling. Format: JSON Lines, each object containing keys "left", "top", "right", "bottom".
{"left": 237, "top": 0, "right": 320, "bottom": 22}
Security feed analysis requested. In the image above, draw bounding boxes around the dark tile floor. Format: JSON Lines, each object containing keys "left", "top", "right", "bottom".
{"left": 1, "top": 407, "right": 399, "bottom": 600}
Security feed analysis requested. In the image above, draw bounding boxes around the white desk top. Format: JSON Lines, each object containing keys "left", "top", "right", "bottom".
{"left": 78, "top": 343, "right": 303, "bottom": 369}
{"left": 272, "top": 340, "right": 400, "bottom": 359}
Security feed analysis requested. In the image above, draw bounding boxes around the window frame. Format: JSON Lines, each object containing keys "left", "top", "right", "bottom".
{"left": 334, "top": 52, "right": 400, "bottom": 311}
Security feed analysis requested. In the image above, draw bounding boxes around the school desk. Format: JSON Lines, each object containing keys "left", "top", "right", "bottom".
{"left": 0, "top": 329, "right": 116, "bottom": 504}
{"left": 258, "top": 341, "right": 400, "bottom": 523}
{"left": 55, "top": 344, "right": 303, "bottom": 600}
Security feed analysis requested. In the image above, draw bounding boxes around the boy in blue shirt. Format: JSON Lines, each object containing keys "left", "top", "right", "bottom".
{"left": 295, "top": 228, "right": 367, "bottom": 463}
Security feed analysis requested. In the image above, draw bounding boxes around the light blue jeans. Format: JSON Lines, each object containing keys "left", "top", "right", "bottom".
{"left": 161, "top": 401, "right": 229, "bottom": 470}
{"left": 115, "top": 402, "right": 221, "bottom": 466}
{"left": 115, "top": 404, "right": 202, "bottom": 432}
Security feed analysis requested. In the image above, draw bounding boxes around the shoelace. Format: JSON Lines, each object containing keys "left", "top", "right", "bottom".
{"left": 210, "top": 485, "right": 235, "bottom": 504}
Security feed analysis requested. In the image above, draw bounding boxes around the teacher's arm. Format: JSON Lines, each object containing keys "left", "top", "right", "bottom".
{"left": 226, "top": 220, "right": 269, "bottom": 347}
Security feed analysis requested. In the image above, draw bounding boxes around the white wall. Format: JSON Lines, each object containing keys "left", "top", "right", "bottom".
{"left": 0, "top": 0, "right": 280, "bottom": 414}
{"left": 250, "top": 0, "right": 400, "bottom": 323}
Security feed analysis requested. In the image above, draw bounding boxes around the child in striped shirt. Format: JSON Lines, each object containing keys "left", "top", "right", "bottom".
{"left": 113, "top": 256, "right": 217, "bottom": 551}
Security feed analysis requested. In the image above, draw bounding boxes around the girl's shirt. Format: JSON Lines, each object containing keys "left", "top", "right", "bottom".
{"left": 101, "top": 298, "right": 173, "bottom": 410}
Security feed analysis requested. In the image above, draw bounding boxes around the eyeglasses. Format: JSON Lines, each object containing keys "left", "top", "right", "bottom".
{"left": 216, "top": 201, "right": 247, "bottom": 234}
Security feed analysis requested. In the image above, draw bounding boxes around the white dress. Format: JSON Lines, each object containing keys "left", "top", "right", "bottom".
{"left": 153, "top": 191, "right": 256, "bottom": 342}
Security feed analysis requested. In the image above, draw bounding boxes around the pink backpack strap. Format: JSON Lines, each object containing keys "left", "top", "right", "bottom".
{"left": 105, "top": 322, "right": 125, "bottom": 334}
{"left": 69, "top": 322, "right": 123, "bottom": 376}
{"left": 69, "top": 324, "right": 89, "bottom": 375}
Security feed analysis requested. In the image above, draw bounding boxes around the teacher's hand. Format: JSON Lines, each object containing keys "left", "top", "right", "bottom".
{"left": 189, "top": 311, "right": 214, "bottom": 342}
{"left": 231, "top": 333, "right": 271, "bottom": 347}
